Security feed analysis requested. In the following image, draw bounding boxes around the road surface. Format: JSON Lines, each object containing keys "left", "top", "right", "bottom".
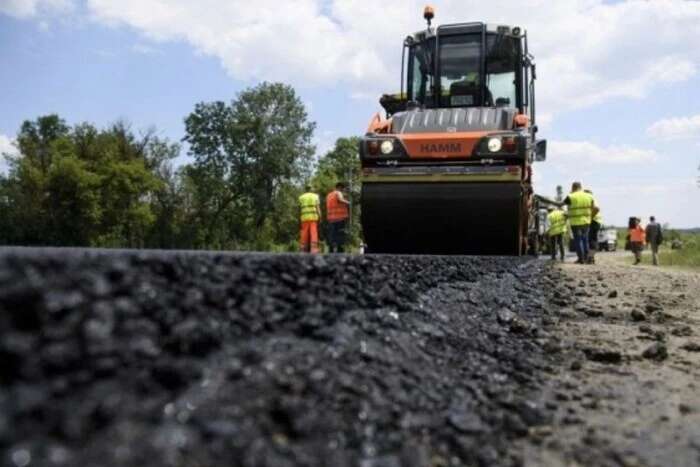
{"left": 1, "top": 248, "right": 698, "bottom": 466}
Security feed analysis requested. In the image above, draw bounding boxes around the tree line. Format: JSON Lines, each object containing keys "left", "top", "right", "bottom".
{"left": 0, "top": 82, "right": 361, "bottom": 251}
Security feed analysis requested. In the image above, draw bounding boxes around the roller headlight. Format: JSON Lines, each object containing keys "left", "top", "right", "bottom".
{"left": 487, "top": 137, "right": 502, "bottom": 153}
{"left": 380, "top": 140, "right": 394, "bottom": 155}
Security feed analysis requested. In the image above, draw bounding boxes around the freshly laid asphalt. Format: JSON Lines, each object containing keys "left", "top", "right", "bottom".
{"left": 1, "top": 248, "right": 563, "bottom": 466}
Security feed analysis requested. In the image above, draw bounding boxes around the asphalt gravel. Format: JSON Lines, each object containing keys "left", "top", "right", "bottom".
{"left": 0, "top": 248, "right": 561, "bottom": 467}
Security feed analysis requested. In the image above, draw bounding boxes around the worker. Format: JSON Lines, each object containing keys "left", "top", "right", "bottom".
{"left": 645, "top": 216, "right": 663, "bottom": 266}
{"left": 584, "top": 189, "right": 602, "bottom": 264}
{"left": 564, "top": 182, "right": 597, "bottom": 264}
{"left": 547, "top": 206, "right": 567, "bottom": 261}
{"left": 298, "top": 185, "right": 321, "bottom": 253}
{"left": 629, "top": 217, "right": 645, "bottom": 265}
{"left": 325, "top": 182, "right": 351, "bottom": 253}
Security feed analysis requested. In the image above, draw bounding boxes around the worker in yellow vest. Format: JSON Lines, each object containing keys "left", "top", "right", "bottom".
{"left": 547, "top": 206, "right": 567, "bottom": 261}
{"left": 564, "top": 182, "right": 598, "bottom": 264}
{"left": 585, "top": 189, "right": 602, "bottom": 264}
{"left": 298, "top": 185, "right": 321, "bottom": 253}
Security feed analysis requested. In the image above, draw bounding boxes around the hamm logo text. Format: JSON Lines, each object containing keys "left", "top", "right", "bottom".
{"left": 419, "top": 143, "right": 462, "bottom": 153}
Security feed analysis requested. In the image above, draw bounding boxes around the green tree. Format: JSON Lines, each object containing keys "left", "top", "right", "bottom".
{"left": 45, "top": 148, "right": 102, "bottom": 245}
{"left": 183, "top": 82, "right": 316, "bottom": 249}
{"left": 16, "top": 114, "right": 70, "bottom": 173}
{"left": 0, "top": 116, "right": 177, "bottom": 248}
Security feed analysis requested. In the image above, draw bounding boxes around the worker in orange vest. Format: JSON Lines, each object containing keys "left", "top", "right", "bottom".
{"left": 325, "top": 182, "right": 351, "bottom": 253}
{"left": 299, "top": 185, "right": 321, "bottom": 253}
{"left": 629, "top": 217, "right": 645, "bottom": 265}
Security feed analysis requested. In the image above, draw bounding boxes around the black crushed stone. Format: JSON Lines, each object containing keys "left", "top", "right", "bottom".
{"left": 0, "top": 248, "right": 558, "bottom": 467}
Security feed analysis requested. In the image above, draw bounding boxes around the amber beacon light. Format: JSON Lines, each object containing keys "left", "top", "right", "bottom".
{"left": 423, "top": 5, "right": 435, "bottom": 27}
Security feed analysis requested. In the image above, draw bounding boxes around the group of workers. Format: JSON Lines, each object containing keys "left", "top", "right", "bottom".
{"left": 546, "top": 181, "right": 601, "bottom": 264}
{"left": 547, "top": 181, "right": 663, "bottom": 265}
{"left": 298, "top": 182, "right": 350, "bottom": 254}
{"left": 300, "top": 180, "right": 664, "bottom": 264}
{"left": 630, "top": 216, "right": 663, "bottom": 266}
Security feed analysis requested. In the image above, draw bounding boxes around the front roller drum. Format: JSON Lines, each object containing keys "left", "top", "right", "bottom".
{"left": 361, "top": 182, "right": 524, "bottom": 255}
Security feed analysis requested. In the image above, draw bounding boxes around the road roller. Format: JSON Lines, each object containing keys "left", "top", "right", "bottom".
{"left": 360, "top": 6, "right": 547, "bottom": 255}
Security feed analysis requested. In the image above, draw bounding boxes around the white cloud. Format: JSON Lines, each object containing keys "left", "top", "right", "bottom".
{"left": 593, "top": 178, "right": 699, "bottom": 228}
{"left": 0, "top": 134, "right": 19, "bottom": 175}
{"left": 4, "top": 1, "right": 700, "bottom": 125}
{"left": 0, "top": 0, "right": 72, "bottom": 18}
{"left": 536, "top": 139, "right": 660, "bottom": 219}
{"left": 550, "top": 141, "right": 657, "bottom": 166}
{"left": 81, "top": 0, "right": 700, "bottom": 122}
{"left": 0, "top": 134, "right": 18, "bottom": 155}
{"left": 86, "top": 0, "right": 391, "bottom": 88}
{"left": 535, "top": 139, "right": 700, "bottom": 227}
{"left": 647, "top": 114, "right": 700, "bottom": 141}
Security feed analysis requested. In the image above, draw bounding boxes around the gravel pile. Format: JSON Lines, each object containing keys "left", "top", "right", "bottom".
{"left": 0, "top": 249, "right": 557, "bottom": 467}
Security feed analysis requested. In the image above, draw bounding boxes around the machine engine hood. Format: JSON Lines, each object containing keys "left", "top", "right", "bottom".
{"left": 392, "top": 107, "right": 518, "bottom": 134}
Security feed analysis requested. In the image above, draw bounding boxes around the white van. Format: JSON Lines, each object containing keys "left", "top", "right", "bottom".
{"left": 597, "top": 227, "right": 618, "bottom": 251}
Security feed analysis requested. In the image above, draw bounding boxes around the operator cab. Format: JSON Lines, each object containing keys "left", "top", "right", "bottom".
{"left": 381, "top": 8, "right": 537, "bottom": 129}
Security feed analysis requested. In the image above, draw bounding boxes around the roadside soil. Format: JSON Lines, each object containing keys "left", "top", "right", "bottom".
{"left": 523, "top": 252, "right": 700, "bottom": 466}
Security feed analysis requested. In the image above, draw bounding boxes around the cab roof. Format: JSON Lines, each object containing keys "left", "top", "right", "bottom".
{"left": 408, "top": 22, "right": 524, "bottom": 44}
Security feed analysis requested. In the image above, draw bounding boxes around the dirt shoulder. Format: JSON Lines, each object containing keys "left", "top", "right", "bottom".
{"left": 523, "top": 252, "right": 700, "bottom": 466}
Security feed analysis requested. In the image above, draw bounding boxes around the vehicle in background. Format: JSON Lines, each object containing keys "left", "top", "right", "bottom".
{"left": 597, "top": 227, "right": 617, "bottom": 251}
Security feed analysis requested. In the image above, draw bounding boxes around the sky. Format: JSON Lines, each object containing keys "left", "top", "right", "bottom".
{"left": 1, "top": 0, "right": 699, "bottom": 227}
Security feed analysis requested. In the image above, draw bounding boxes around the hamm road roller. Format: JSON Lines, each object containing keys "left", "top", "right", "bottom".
{"left": 360, "top": 6, "right": 547, "bottom": 255}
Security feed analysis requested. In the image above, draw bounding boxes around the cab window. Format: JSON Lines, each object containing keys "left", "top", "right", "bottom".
{"left": 485, "top": 35, "right": 519, "bottom": 107}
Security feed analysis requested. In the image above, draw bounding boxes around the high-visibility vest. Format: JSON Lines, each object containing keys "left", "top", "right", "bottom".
{"left": 629, "top": 225, "right": 645, "bottom": 242}
{"left": 547, "top": 210, "right": 567, "bottom": 236}
{"left": 299, "top": 192, "right": 320, "bottom": 222}
{"left": 590, "top": 195, "right": 602, "bottom": 225}
{"left": 326, "top": 190, "right": 349, "bottom": 222}
{"left": 568, "top": 191, "right": 594, "bottom": 226}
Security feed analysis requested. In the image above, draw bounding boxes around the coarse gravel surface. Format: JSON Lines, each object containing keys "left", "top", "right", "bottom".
{"left": 1, "top": 248, "right": 559, "bottom": 467}
{"left": 522, "top": 253, "right": 700, "bottom": 467}
{"left": 1, "top": 248, "right": 698, "bottom": 467}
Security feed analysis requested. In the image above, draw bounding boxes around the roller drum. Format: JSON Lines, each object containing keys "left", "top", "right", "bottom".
{"left": 361, "top": 182, "right": 524, "bottom": 255}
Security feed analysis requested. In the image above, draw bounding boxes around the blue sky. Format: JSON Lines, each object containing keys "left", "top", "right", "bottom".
{"left": 1, "top": 0, "right": 699, "bottom": 227}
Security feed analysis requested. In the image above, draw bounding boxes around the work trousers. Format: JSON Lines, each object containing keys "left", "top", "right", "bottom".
{"left": 549, "top": 234, "right": 565, "bottom": 261}
{"left": 588, "top": 221, "right": 600, "bottom": 262}
{"left": 588, "top": 222, "right": 600, "bottom": 251}
{"left": 571, "top": 225, "right": 590, "bottom": 263}
{"left": 327, "top": 219, "right": 348, "bottom": 253}
{"left": 631, "top": 241, "right": 643, "bottom": 264}
{"left": 299, "top": 221, "right": 319, "bottom": 253}
{"left": 650, "top": 242, "right": 659, "bottom": 265}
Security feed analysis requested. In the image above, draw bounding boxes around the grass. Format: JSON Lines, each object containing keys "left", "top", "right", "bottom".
{"left": 658, "top": 233, "right": 700, "bottom": 269}
{"left": 613, "top": 231, "right": 700, "bottom": 270}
